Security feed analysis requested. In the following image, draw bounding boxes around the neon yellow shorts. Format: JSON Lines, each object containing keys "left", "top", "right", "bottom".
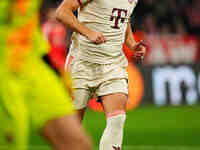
{"left": 0, "top": 57, "right": 74, "bottom": 150}
{"left": 22, "top": 58, "right": 75, "bottom": 130}
{"left": 0, "top": 71, "right": 29, "bottom": 150}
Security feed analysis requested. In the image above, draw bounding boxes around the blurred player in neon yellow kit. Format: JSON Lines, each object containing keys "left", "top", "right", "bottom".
{"left": 0, "top": 0, "right": 91, "bottom": 150}
{"left": 0, "top": 1, "right": 16, "bottom": 149}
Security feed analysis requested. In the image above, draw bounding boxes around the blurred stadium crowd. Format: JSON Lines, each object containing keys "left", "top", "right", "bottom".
{"left": 40, "top": 0, "right": 200, "bottom": 69}
{"left": 127, "top": 0, "right": 200, "bottom": 64}
{"left": 135, "top": 0, "right": 200, "bottom": 35}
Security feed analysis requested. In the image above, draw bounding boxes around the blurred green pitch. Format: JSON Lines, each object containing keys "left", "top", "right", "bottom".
{"left": 5, "top": 105, "right": 200, "bottom": 150}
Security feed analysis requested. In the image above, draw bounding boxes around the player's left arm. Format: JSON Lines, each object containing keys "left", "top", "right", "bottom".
{"left": 124, "top": 22, "right": 146, "bottom": 60}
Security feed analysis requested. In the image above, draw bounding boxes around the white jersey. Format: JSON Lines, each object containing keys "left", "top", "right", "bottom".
{"left": 69, "top": 0, "right": 138, "bottom": 64}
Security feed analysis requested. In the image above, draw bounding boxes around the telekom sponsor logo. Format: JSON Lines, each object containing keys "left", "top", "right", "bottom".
{"left": 110, "top": 8, "right": 128, "bottom": 29}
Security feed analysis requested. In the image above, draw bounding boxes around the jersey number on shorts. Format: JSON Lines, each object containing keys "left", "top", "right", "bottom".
{"left": 110, "top": 8, "right": 128, "bottom": 29}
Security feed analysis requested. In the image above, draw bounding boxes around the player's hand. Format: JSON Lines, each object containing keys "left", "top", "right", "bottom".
{"left": 86, "top": 30, "right": 107, "bottom": 44}
{"left": 131, "top": 40, "right": 147, "bottom": 64}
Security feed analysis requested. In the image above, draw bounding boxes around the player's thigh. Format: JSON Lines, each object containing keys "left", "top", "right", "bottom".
{"left": 42, "top": 114, "right": 91, "bottom": 149}
{"left": 98, "top": 79, "right": 128, "bottom": 114}
{"left": 68, "top": 59, "right": 92, "bottom": 110}
{"left": 73, "top": 88, "right": 91, "bottom": 110}
{"left": 101, "top": 93, "right": 127, "bottom": 114}
{"left": 73, "top": 88, "right": 91, "bottom": 122}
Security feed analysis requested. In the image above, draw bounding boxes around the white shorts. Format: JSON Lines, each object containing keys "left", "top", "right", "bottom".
{"left": 65, "top": 56, "right": 128, "bottom": 109}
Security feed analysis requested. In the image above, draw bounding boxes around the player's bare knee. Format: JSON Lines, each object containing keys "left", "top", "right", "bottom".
{"left": 118, "top": 94, "right": 128, "bottom": 109}
{"left": 102, "top": 93, "right": 128, "bottom": 113}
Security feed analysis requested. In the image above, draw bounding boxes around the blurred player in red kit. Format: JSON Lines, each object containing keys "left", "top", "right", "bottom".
{"left": 42, "top": 7, "right": 68, "bottom": 73}
{"left": 56, "top": 0, "right": 146, "bottom": 150}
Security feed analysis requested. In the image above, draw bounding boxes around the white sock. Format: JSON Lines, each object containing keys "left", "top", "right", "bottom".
{"left": 99, "top": 111, "right": 126, "bottom": 150}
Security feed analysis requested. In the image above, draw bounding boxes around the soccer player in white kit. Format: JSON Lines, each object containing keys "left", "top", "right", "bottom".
{"left": 56, "top": 0, "right": 146, "bottom": 149}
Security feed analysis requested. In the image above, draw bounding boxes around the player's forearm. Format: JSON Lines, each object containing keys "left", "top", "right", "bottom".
{"left": 56, "top": 5, "right": 91, "bottom": 38}
{"left": 125, "top": 36, "right": 136, "bottom": 50}
{"left": 124, "top": 22, "right": 137, "bottom": 49}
